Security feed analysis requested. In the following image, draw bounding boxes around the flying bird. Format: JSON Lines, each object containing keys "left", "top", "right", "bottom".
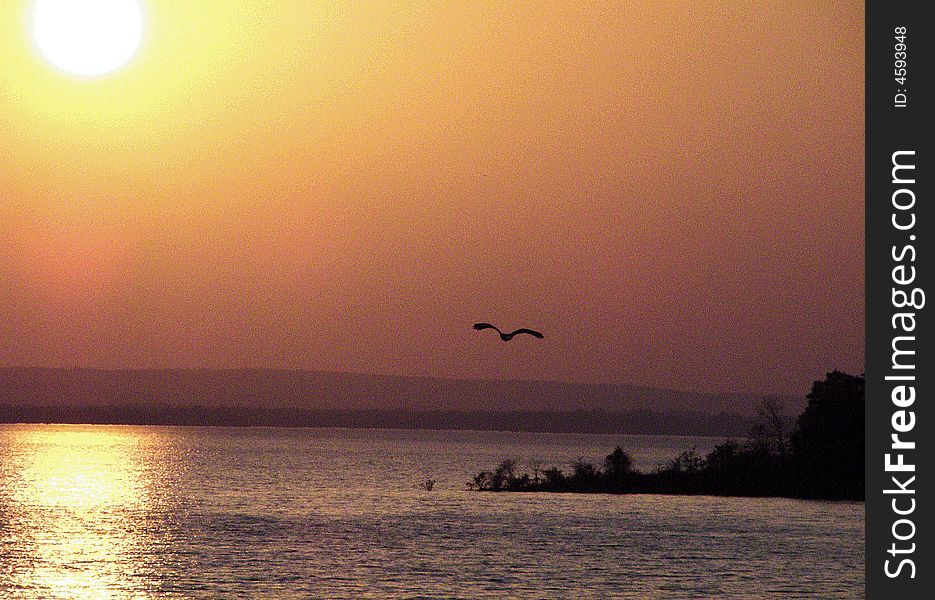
{"left": 473, "top": 323, "right": 544, "bottom": 341}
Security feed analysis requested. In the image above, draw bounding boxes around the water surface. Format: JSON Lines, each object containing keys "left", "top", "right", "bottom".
{"left": 0, "top": 425, "right": 864, "bottom": 598}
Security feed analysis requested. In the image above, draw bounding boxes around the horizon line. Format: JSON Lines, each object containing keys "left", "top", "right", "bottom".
{"left": 0, "top": 364, "right": 832, "bottom": 399}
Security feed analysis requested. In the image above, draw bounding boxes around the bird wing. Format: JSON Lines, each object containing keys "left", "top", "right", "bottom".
{"left": 509, "top": 328, "right": 544, "bottom": 339}
{"left": 473, "top": 323, "right": 499, "bottom": 332}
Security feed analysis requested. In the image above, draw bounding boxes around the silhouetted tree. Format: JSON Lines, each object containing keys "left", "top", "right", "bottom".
{"left": 541, "top": 467, "right": 565, "bottom": 490}
{"left": 749, "top": 396, "right": 789, "bottom": 456}
{"left": 705, "top": 440, "right": 738, "bottom": 467}
{"left": 570, "top": 458, "right": 600, "bottom": 489}
{"left": 790, "top": 371, "right": 864, "bottom": 499}
{"left": 666, "top": 448, "right": 704, "bottom": 474}
{"left": 603, "top": 446, "right": 634, "bottom": 489}
{"left": 489, "top": 459, "right": 519, "bottom": 490}
{"left": 470, "top": 470, "right": 494, "bottom": 491}
{"left": 702, "top": 439, "right": 788, "bottom": 496}
{"left": 529, "top": 459, "right": 543, "bottom": 486}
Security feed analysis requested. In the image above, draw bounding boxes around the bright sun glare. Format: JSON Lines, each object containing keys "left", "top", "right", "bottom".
{"left": 31, "top": 0, "right": 144, "bottom": 77}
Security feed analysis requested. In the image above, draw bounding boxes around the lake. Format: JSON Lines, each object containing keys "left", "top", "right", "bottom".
{"left": 0, "top": 424, "right": 864, "bottom": 598}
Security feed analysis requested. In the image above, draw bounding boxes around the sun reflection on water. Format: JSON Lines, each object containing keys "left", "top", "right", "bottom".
{"left": 1, "top": 426, "right": 165, "bottom": 599}
{"left": 16, "top": 430, "right": 143, "bottom": 508}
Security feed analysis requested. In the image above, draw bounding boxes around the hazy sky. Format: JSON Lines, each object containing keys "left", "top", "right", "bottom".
{"left": 1, "top": 1, "right": 863, "bottom": 396}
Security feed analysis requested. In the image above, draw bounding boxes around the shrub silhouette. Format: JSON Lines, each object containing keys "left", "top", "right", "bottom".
{"left": 570, "top": 459, "right": 600, "bottom": 489}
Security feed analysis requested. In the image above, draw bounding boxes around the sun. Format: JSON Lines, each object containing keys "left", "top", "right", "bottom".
{"left": 31, "top": 0, "right": 144, "bottom": 77}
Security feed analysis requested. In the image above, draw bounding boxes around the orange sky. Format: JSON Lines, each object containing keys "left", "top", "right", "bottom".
{"left": 0, "top": 1, "right": 863, "bottom": 395}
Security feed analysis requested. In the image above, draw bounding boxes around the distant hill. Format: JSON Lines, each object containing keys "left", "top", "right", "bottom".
{"left": 0, "top": 368, "right": 802, "bottom": 435}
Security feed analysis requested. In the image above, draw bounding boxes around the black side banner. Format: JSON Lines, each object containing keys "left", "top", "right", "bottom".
{"left": 866, "top": 1, "right": 932, "bottom": 597}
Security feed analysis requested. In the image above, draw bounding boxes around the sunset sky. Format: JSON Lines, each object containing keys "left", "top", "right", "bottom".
{"left": 0, "top": 1, "right": 863, "bottom": 396}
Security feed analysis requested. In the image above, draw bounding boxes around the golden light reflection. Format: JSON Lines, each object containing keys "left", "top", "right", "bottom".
{"left": 2, "top": 426, "right": 163, "bottom": 599}
{"left": 15, "top": 428, "right": 142, "bottom": 508}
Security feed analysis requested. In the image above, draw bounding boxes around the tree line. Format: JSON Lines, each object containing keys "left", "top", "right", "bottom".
{"left": 469, "top": 371, "right": 864, "bottom": 501}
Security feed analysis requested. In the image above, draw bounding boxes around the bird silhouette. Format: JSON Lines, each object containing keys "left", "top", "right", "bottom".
{"left": 473, "top": 323, "right": 544, "bottom": 341}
